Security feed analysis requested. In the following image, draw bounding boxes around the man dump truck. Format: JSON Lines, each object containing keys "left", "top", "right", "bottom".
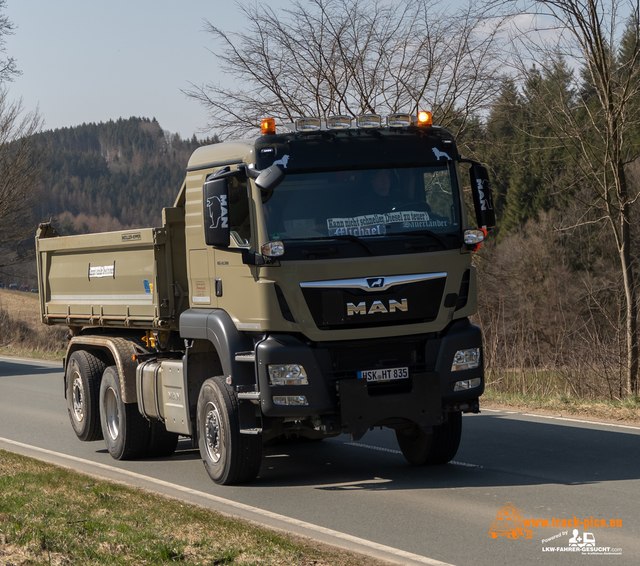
{"left": 36, "top": 112, "right": 495, "bottom": 485}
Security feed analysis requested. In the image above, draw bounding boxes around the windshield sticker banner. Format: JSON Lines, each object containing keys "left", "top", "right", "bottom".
{"left": 327, "top": 211, "right": 448, "bottom": 235}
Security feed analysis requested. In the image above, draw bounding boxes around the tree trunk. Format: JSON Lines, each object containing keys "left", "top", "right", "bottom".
{"left": 619, "top": 176, "right": 638, "bottom": 396}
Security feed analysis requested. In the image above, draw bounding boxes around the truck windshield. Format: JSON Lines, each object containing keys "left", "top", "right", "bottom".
{"left": 263, "top": 164, "right": 460, "bottom": 242}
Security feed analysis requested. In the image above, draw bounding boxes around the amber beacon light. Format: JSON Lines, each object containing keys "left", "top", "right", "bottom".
{"left": 261, "top": 118, "right": 276, "bottom": 135}
{"left": 417, "top": 111, "right": 433, "bottom": 126}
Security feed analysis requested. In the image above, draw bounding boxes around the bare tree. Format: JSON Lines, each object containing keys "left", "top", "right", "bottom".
{"left": 0, "top": 93, "right": 46, "bottom": 268}
{"left": 501, "top": 0, "right": 640, "bottom": 395}
{"left": 0, "top": 0, "right": 46, "bottom": 270}
{"left": 187, "top": 0, "right": 506, "bottom": 139}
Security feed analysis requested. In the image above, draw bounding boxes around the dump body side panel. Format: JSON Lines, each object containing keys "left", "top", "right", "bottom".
{"left": 36, "top": 226, "right": 178, "bottom": 330}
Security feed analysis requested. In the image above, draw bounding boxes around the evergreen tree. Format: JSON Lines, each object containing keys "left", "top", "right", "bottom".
{"left": 34, "top": 118, "right": 208, "bottom": 232}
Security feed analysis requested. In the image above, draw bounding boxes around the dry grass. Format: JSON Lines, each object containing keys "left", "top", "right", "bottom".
{"left": 0, "top": 288, "right": 66, "bottom": 360}
{"left": 0, "top": 450, "right": 390, "bottom": 566}
{"left": 482, "top": 388, "right": 640, "bottom": 423}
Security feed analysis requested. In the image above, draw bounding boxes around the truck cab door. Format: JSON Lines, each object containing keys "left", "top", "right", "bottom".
{"left": 207, "top": 174, "right": 263, "bottom": 328}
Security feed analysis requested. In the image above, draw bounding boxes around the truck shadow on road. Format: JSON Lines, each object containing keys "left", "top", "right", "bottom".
{"left": 0, "top": 359, "right": 61, "bottom": 377}
{"left": 251, "top": 414, "right": 640, "bottom": 490}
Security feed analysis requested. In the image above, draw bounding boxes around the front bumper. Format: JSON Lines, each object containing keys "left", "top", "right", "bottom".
{"left": 255, "top": 318, "right": 483, "bottom": 433}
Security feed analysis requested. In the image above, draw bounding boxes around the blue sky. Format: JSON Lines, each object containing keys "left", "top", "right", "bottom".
{"left": 5, "top": 0, "right": 494, "bottom": 141}
{"left": 4, "top": 0, "right": 267, "bottom": 139}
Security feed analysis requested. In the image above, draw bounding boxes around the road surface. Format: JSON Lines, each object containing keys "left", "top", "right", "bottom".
{"left": 1, "top": 356, "right": 638, "bottom": 565}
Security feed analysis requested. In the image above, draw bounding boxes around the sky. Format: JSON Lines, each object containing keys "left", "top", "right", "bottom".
{"left": 3, "top": 0, "right": 563, "bottom": 142}
{"left": 4, "top": 0, "right": 281, "bottom": 139}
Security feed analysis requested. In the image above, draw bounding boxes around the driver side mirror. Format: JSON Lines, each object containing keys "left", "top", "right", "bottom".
{"left": 469, "top": 163, "right": 495, "bottom": 230}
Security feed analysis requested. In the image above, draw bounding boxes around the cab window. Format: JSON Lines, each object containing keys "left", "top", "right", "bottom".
{"left": 228, "top": 176, "right": 251, "bottom": 246}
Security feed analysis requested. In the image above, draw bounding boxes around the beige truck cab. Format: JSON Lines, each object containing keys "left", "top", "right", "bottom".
{"left": 37, "top": 112, "right": 495, "bottom": 485}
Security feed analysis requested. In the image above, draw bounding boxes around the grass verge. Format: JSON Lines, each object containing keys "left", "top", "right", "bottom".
{"left": 0, "top": 450, "right": 387, "bottom": 566}
{"left": 0, "top": 288, "right": 66, "bottom": 361}
{"left": 482, "top": 388, "right": 640, "bottom": 423}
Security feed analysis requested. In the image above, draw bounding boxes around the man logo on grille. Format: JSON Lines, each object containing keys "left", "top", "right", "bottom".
{"left": 367, "top": 277, "right": 384, "bottom": 288}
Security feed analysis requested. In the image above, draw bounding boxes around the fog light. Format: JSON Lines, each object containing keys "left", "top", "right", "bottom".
{"left": 268, "top": 364, "right": 309, "bottom": 386}
{"left": 454, "top": 378, "right": 482, "bottom": 391}
{"left": 273, "top": 395, "right": 309, "bottom": 406}
{"left": 451, "top": 348, "right": 481, "bottom": 371}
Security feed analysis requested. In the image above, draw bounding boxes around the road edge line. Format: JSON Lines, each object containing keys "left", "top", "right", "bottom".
{"left": 0, "top": 436, "right": 454, "bottom": 566}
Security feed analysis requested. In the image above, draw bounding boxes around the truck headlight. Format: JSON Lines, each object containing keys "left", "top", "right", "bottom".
{"left": 451, "top": 348, "right": 481, "bottom": 371}
{"left": 454, "top": 377, "right": 482, "bottom": 391}
{"left": 268, "top": 364, "right": 309, "bottom": 386}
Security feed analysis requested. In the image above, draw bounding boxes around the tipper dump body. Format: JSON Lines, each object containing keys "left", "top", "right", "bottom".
{"left": 37, "top": 209, "right": 187, "bottom": 330}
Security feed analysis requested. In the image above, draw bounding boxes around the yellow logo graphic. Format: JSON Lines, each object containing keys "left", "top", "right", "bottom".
{"left": 489, "top": 502, "right": 533, "bottom": 540}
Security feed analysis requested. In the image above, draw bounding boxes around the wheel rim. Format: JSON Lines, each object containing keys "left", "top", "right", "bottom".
{"left": 71, "top": 370, "right": 84, "bottom": 423}
{"left": 104, "top": 387, "right": 120, "bottom": 440}
{"left": 204, "top": 401, "right": 223, "bottom": 464}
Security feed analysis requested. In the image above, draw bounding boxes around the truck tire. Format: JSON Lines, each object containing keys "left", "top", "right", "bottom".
{"left": 65, "top": 350, "right": 107, "bottom": 442}
{"left": 395, "top": 412, "right": 462, "bottom": 465}
{"left": 99, "top": 366, "right": 149, "bottom": 460}
{"left": 147, "top": 421, "right": 179, "bottom": 458}
{"left": 197, "top": 377, "right": 262, "bottom": 485}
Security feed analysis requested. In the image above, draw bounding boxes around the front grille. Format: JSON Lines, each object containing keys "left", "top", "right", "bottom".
{"left": 301, "top": 277, "right": 446, "bottom": 330}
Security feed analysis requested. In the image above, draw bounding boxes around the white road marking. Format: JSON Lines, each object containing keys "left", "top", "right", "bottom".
{"left": 520, "top": 413, "right": 640, "bottom": 431}
{"left": 343, "top": 442, "right": 482, "bottom": 468}
{"left": 309, "top": 477, "right": 392, "bottom": 489}
{"left": 0, "top": 437, "right": 455, "bottom": 566}
{"left": 482, "top": 407, "right": 640, "bottom": 431}
{"left": 344, "top": 442, "right": 402, "bottom": 454}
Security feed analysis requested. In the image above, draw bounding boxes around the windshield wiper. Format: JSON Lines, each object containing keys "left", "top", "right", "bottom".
{"left": 390, "top": 230, "right": 458, "bottom": 249}
{"left": 293, "top": 235, "right": 374, "bottom": 255}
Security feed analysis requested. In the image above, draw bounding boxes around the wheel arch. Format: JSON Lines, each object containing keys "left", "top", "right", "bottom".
{"left": 65, "top": 336, "right": 146, "bottom": 403}
{"left": 179, "top": 308, "right": 255, "bottom": 387}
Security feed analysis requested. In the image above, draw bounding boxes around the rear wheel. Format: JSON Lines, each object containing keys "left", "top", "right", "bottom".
{"left": 66, "top": 350, "right": 107, "bottom": 441}
{"left": 197, "top": 377, "right": 262, "bottom": 485}
{"left": 99, "top": 366, "right": 149, "bottom": 460}
{"left": 396, "top": 412, "right": 462, "bottom": 465}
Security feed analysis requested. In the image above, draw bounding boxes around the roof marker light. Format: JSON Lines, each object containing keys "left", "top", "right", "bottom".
{"left": 261, "top": 118, "right": 276, "bottom": 135}
{"left": 295, "top": 117, "right": 322, "bottom": 132}
{"left": 327, "top": 115, "right": 352, "bottom": 129}
{"left": 357, "top": 114, "right": 382, "bottom": 129}
{"left": 387, "top": 113, "right": 412, "bottom": 127}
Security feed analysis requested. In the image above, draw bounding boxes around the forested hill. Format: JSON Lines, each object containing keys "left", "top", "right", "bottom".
{"left": 34, "top": 117, "right": 215, "bottom": 233}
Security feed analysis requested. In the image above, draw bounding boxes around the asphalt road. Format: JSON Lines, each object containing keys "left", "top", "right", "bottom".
{"left": 1, "top": 356, "right": 639, "bottom": 566}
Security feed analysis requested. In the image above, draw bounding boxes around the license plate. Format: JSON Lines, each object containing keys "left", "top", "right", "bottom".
{"left": 357, "top": 367, "right": 409, "bottom": 383}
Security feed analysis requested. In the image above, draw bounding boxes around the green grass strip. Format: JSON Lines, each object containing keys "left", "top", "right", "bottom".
{"left": 0, "top": 450, "right": 382, "bottom": 566}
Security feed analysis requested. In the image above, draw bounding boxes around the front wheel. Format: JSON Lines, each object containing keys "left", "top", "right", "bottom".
{"left": 197, "top": 377, "right": 262, "bottom": 485}
{"left": 99, "top": 366, "right": 149, "bottom": 460}
{"left": 395, "top": 412, "right": 462, "bottom": 465}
